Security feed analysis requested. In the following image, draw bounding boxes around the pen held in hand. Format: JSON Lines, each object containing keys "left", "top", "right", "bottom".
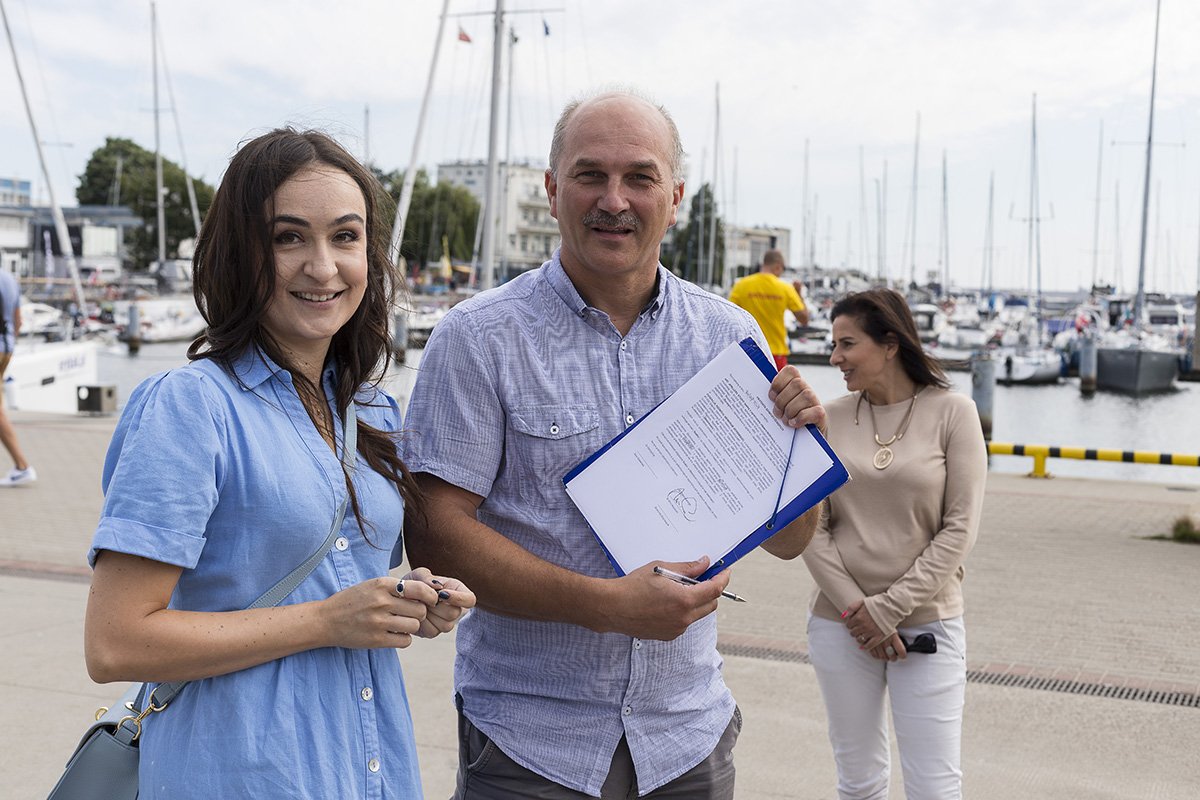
{"left": 653, "top": 565, "right": 747, "bottom": 603}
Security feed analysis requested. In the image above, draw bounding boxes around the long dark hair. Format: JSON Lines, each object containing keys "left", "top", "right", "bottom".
{"left": 188, "top": 127, "right": 421, "bottom": 528}
{"left": 830, "top": 288, "right": 950, "bottom": 390}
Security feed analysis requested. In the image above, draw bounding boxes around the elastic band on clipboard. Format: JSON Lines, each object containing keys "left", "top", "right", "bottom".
{"left": 767, "top": 427, "right": 799, "bottom": 529}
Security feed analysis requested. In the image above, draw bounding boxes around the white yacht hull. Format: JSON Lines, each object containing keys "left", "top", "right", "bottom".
{"left": 3, "top": 339, "right": 101, "bottom": 414}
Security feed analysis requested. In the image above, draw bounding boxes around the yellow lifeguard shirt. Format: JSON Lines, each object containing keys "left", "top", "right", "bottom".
{"left": 728, "top": 272, "right": 805, "bottom": 355}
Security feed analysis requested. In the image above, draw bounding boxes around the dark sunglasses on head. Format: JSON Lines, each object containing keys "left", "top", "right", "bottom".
{"left": 899, "top": 633, "right": 937, "bottom": 654}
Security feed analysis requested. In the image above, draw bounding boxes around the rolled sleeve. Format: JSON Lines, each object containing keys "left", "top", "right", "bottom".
{"left": 89, "top": 370, "right": 224, "bottom": 567}
{"left": 404, "top": 311, "right": 504, "bottom": 498}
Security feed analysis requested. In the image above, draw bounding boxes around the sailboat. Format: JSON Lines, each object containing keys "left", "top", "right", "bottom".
{"left": 998, "top": 93, "right": 1061, "bottom": 386}
{"left": 1094, "top": 0, "right": 1178, "bottom": 394}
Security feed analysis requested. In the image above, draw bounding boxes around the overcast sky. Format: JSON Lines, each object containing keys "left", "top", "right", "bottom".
{"left": 2, "top": 0, "right": 1198, "bottom": 294}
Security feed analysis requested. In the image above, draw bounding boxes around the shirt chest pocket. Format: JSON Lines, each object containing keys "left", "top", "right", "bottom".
{"left": 508, "top": 405, "right": 602, "bottom": 507}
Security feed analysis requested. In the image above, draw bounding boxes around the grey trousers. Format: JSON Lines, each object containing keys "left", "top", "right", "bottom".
{"left": 452, "top": 700, "right": 741, "bottom": 800}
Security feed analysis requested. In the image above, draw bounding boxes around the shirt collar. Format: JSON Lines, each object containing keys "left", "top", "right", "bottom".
{"left": 543, "top": 247, "right": 670, "bottom": 321}
{"left": 227, "top": 345, "right": 336, "bottom": 393}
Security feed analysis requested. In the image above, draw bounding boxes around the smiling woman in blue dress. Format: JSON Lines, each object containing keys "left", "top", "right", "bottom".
{"left": 83, "top": 128, "right": 475, "bottom": 799}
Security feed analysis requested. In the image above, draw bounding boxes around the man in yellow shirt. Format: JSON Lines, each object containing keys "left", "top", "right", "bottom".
{"left": 728, "top": 249, "right": 808, "bottom": 370}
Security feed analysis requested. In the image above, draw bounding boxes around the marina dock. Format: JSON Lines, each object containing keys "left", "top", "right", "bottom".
{"left": 2, "top": 409, "right": 1198, "bottom": 799}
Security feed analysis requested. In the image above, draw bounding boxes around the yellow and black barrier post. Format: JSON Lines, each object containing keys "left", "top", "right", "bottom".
{"left": 988, "top": 442, "right": 1200, "bottom": 478}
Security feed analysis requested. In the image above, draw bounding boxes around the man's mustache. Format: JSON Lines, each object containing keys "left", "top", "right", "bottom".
{"left": 581, "top": 210, "right": 640, "bottom": 231}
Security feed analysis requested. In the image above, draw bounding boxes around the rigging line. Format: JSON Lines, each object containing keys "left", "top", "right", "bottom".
{"left": 458, "top": 34, "right": 491, "bottom": 164}
{"left": 445, "top": 22, "right": 473, "bottom": 161}
{"left": 154, "top": 9, "right": 201, "bottom": 237}
{"left": 436, "top": 22, "right": 464, "bottom": 162}
{"left": 540, "top": 23, "right": 555, "bottom": 148}
{"left": 15, "top": 0, "right": 68, "bottom": 203}
{"left": 573, "top": 2, "right": 594, "bottom": 88}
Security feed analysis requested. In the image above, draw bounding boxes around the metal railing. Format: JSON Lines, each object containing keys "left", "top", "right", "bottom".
{"left": 988, "top": 442, "right": 1200, "bottom": 478}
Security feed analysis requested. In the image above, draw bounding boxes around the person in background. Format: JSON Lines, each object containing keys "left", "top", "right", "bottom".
{"left": 728, "top": 248, "right": 809, "bottom": 371}
{"left": 403, "top": 89, "right": 827, "bottom": 799}
{"left": 803, "top": 287, "right": 987, "bottom": 799}
{"left": 0, "top": 267, "right": 35, "bottom": 486}
{"left": 83, "top": 128, "right": 474, "bottom": 799}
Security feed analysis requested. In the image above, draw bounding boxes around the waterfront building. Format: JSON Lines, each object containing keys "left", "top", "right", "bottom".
{"left": 437, "top": 159, "right": 558, "bottom": 280}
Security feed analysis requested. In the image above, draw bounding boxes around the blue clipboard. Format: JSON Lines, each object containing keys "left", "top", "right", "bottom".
{"left": 563, "top": 337, "right": 849, "bottom": 581}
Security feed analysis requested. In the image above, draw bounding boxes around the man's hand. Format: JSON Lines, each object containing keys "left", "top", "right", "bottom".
{"left": 596, "top": 557, "right": 729, "bottom": 641}
{"left": 769, "top": 365, "right": 827, "bottom": 433}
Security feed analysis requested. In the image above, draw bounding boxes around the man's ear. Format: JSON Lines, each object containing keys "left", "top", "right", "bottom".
{"left": 668, "top": 180, "right": 685, "bottom": 228}
{"left": 545, "top": 169, "right": 559, "bottom": 220}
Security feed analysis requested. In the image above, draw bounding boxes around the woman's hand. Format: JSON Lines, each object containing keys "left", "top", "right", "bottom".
{"left": 842, "top": 599, "right": 888, "bottom": 651}
{"left": 319, "top": 576, "right": 440, "bottom": 650}
{"left": 868, "top": 631, "right": 907, "bottom": 662}
{"left": 400, "top": 567, "right": 477, "bottom": 639}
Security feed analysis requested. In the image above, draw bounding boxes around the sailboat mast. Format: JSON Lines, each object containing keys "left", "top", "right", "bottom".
{"left": 908, "top": 112, "right": 920, "bottom": 287}
{"left": 390, "top": 0, "right": 450, "bottom": 270}
{"left": 498, "top": 24, "right": 517, "bottom": 280}
{"left": 801, "top": 139, "right": 809, "bottom": 270}
{"left": 479, "top": 0, "right": 505, "bottom": 290}
{"left": 879, "top": 159, "right": 887, "bottom": 282}
{"left": 697, "top": 148, "right": 706, "bottom": 284}
{"left": 152, "top": 1, "right": 165, "bottom": 266}
{"left": 154, "top": 9, "right": 201, "bottom": 238}
{"left": 0, "top": 0, "right": 85, "bottom": 315}
{"left": 1134, "top": 0, "right": 1162, "bottom": 326}
{"left": 1026, "top": 94, "right": 1037, "bottom": 325}
{"left": 939, "top": 149, "right": 949, "bottom": 295}
{"left": 708, "top": 82, "right": 719, "bottom": 290}
{"left": 982, "top": 171, "right": 994, "bottom": 303}
{"left": 1090, "top": 121, "right": 1104, "bottom": 289}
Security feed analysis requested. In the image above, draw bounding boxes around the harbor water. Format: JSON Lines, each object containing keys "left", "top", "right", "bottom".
{"left": 96, "top": 341, "right": 1200, "bottom": 487}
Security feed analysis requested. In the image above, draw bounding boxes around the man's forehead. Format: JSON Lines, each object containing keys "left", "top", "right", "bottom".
{"left": 568, "top": 155, "right": 665, "bottom": 174}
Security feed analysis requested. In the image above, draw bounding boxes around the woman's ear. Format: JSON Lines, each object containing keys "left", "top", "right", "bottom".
{"left": 883, "top": 333, "right": 900, "bottom": 359}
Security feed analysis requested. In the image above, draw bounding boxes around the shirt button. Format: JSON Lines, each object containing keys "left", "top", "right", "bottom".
{"left": 620, "top": 340, "right": 627, "bottom": 350}
{"left": 549, "top": 423, "right": 560, "bottom": 435}
{"left": 367, "top": 758, "right": 380, "bottom": 773}
{"left": 623, "top": 706, "right": 633, "bottom": 716}
{"left": 361, "top": 686, "right": 373, "bottom": 701}
{"left": 625, "top": 413, "right": 635, "bottom": 425}
{"left": 335, "top": 536, "right": 350, "bottom": 551}
{"left": 633, "top": 639, "right": 642, "bottom": 650}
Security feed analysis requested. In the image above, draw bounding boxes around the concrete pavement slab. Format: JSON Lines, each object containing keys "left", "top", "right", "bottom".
{"left": 3, "top": 409, "right": 1199, "bottom": 798}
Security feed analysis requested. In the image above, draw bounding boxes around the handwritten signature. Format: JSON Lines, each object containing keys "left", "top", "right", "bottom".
{"left": 666, "top": 488, "right": 698, "bottom": 522}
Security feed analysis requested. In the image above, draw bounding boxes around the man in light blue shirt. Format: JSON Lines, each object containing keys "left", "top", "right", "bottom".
{"left": 0, "top": 269, "right": 35, "bottom": 487}
{"left": 404, "top": 90, "right": 828, "bottom": 798}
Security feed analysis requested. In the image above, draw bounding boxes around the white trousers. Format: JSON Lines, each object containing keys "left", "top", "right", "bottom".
{"left": 807, "top": 614, "right": 966, "bottom": 800}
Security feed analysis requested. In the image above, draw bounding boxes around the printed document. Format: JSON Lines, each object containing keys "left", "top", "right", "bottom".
{"left": 563, "top": 338, "right": 847, "bottom": 578}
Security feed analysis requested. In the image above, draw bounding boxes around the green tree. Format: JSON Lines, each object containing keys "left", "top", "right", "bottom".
{"left": 668, "top": 183, "right": 724, "bottom": 287}
{"left": 76, "top": 137, "right": 214, "bottom": 269}
{"left": 373, "top": 168, "right": 480, "bottom": 272}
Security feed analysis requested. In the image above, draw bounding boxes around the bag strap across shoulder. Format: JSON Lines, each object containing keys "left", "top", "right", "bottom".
{"left": 143, "top": 401, "right": 359, "bottom": 712}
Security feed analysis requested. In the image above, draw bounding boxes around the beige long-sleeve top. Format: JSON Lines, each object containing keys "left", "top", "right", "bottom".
{"left": 803, "top": 386, "right": 988, "bottom": 634}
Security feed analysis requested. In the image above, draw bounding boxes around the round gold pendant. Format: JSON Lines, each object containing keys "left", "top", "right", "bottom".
{"left": 873, "top": 446, "right": 894, "bottom": 470}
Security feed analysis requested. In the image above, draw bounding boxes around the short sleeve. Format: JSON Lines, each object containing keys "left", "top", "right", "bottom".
{"left": 402, "top": 310, "right": 505, "bottom": 499}
{"left": 785, "top": 283, "right": 804, "bottom": 313}
{"left": 89, "top": 369, "right": 226, "bottom": 568}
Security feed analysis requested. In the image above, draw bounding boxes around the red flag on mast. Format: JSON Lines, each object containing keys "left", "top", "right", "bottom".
{"left": 457, "top": 26, "right": 472, "bottom": 43}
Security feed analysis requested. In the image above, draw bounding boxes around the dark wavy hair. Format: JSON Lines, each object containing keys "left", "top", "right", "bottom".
{"left": 830, "top": 288, "right": 950, "bottom": 390}
{"left": 187, "top": 127, "right": 421, "bottom": 530}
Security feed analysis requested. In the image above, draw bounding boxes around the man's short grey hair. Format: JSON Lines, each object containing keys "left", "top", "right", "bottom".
{"left": 547, "top": 87, "right": 685, "bottom": 188}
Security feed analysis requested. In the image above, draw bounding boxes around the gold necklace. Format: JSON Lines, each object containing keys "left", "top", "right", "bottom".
{"left": 856, "top": 390, "right": 919, "bottom": 470}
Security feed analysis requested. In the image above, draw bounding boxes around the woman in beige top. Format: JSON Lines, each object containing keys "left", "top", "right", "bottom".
{"left": 803, "top": 288, "right": 987, "bottom": 800}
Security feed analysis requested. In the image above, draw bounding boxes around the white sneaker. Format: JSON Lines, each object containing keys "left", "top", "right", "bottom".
{"left": 2, "top": 466, "right": 36, "bottom": 486}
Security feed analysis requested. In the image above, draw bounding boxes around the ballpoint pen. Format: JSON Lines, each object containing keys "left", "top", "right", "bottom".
{"left": 653, "top": 565, "right": 747, "bottom": 603}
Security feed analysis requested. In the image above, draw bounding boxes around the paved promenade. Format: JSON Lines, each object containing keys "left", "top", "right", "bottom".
{"left": 2, "top": 408, "right": 1199, "bottom": 799}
